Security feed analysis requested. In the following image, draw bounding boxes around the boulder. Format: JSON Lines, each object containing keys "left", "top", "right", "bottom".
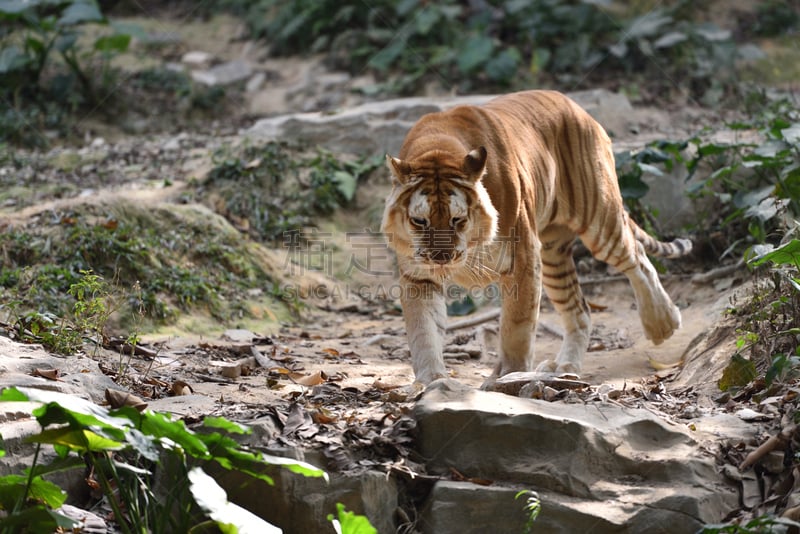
{"left": 415, "top": 387, "right": 738, "bottom": 533}
{"left": 245, "top": 89, "right": 634, "bottom": 157}
{"left": 207, "top": 447, "right": 398, "bottom": 534}
{"left": 192, "top": 59, "right": 253, "bottom": 86}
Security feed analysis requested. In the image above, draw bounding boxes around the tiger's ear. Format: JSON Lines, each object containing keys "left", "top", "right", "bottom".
{"left": 463, "top": 146, "right": 487, "bottom": 181}
{"left": 386, "top": 155, "right": 411, "bottom": 185}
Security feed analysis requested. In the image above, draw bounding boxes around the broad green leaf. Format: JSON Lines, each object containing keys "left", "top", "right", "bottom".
{"left": 110, "top": 20, "right": 148, "bottom": 40}
{"left": 188, "top": 467, "right": 282, "bottom": 534}
{"left": 694, "top": 24, "right": 731, "bottom": 42}
{"left": 744, "top": 196, "right": 785, "bottom": 222}
{"left": 781, "top": 123, "right": 800, "bottom": 144}
{"left": 618, "top": 172, "right": 649, "bottom": 200}
{"left": 486, "top": 47, "right": 521, "bottom": 83}
{"left": 637, "top": 146, "right": 674, "bottom": 164}
{"left": 94, "top": 33, "right": 130, "bottom": 53}
{"left": 24, "top": 36, "right": 45, "bottom": 55}
{"left": 112, "top": 459, "right": 152, "bottom": 476}
{"left": 625, "top": 11, "right": 672, "bottom": 39}
{"left": 697, "top": 142, "right": 730, "bottom": 157}
{"left": 57, "top": 1, "right": 103, "bottom": 26}
{"left": 4, "top": 387, "right": 130, "bottom": 437}
{"left": 718, "top": 354, "right": 757, "bottom": 391}
{"left": 457, "top": 35, "right": 494, "bottom": 73}
{"left": 367, "top": 38, "right": 405, "bottom": 72}
{"left": 733, "top": 185, "right": 775, "bottom": 209}
{"left": 653, "top": 31, "right": 687, "bottom": 48}
{"left": 0, "top": 473, "right": 67, "bottom": 509}
{"left": 261, "top": 453, "right": 328, "bottom": 480}
{"left": 749, "top": 239, "right": 800, "bottom": 267}
{"left": 0, "top": 505, "right": 76, "bottom": 531}
{"left": 199, "top": 433, "right": 275, "bottom": 485}
{"left": 0, "top": 387, "right": 28, "bottom": 401}
{"left": 28, "top": 456, "right": 85, "bottom": 479}
{"left": 31, "top": 427, "right": 123, "bottom": 452}
{"left": 752, "top": 139, "right": 789, "bottom": 159}
{"left": 334, "top": 170, "right": 357, "bottom": 201}
{"left": 202, "top": 416, "right": 251, "bottom": 435}
{"left": 0, "top": 1, "right": 39, "bottom": 15}
{"left": 328, "top": 503, "right": 377, "bottom": 534}
{"left": 395, "top": 0, "right": 418, "bottom": 16}
{"left": 447, "top": 295, "right": 477, "bottom": 317}
{"left": 123, "top": 427, "right": 159, "bottom": 462}
{"left": 0, "top": 46, "right": 32, "bottom": 73}
{"left": 137, "top": 410, "right": 209, "bottom": 458}
{"left": 638, "top": 163, "right": 664, "bottom": 176}
{"left": 414, "top": 7, "right": 440, "bottom": 35}
{"left": 54, "top": 32, "right": 78, "bottom": 53}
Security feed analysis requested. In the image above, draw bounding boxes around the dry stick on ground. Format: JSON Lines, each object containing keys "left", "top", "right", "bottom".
{"left": 251, "top": 345, "right": 279, "bottom": 368}
{"left": 446, "top": 308, "right": 564, "bottom": 338}
{"left": 740, "top": 424, "right": 797, "bottom": 471}
{"left": 106, "top": 338, "right": 159, "bottom": 359}
{"left": 783, "top": 503, "right": 800, "bottom": 521}
{"left": 691, "top": 259, "right": 745, "bottom": 285}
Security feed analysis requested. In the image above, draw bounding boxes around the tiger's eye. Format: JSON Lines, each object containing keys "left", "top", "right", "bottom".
{"left": 450, "top": 217, "right": 464, "bottom": 227}
{"left": 410, "top": 217, "right": 428, "bottom": 228}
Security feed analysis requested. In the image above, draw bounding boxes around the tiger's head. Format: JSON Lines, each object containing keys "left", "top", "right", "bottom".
{"left": 382, "top": 146, "right": 498, "bottom": 272}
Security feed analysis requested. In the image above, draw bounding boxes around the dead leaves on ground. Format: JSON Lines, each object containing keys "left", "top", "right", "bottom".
{"left": 260, "top": 382, "right": 416, "bottom": 474}
{"left": 92, "top": 329, "right": 420, "bottom": 477}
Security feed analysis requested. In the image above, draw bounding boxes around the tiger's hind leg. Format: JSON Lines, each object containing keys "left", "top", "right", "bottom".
{"left": 535, "top": 226, "right": 591, "bottom": 374}
{"left": 582, "top": 212, "right": 681, "bottom": 345}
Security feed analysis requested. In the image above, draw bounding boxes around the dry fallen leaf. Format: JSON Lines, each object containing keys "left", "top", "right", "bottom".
{"left": 171, "top": 380, "right": 193, "bottom": 396}
{"left": 586, "top": 300, "right": 608, "bottom": 312}
{"left": 311, "top": 408, "right": 338, "bottom": 425}
{"left": 648, "top": 357, "right": 684, "bottom": 371}
{"left": 322, "top": 348, "right": 340, "bottom": 358}
{"left": 373, "top": 379, "right": 400, "bottom": 391}
{"left": 449, "top": 467, "right": 493, "bottom": 486}
{"left": 293, "top": 370, "right": 327, "bottom": 386}
{"left": 105, "top": 389, "right": 148, "bottom": 411}
{"left": 32, "top": 368, "right": 60, "bottom": 381}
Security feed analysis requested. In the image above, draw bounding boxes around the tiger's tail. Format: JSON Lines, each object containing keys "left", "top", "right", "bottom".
{"left": 630, "top": 220, "right": 692, "bottom": 259}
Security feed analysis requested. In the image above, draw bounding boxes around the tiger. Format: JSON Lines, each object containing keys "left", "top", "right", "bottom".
{"left": 381, "top": 90, "right": 692, "bottom": 385}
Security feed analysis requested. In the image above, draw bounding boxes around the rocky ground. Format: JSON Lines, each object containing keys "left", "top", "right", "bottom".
{"left": 0, "top": 13, "right": 796, "bottom": 534}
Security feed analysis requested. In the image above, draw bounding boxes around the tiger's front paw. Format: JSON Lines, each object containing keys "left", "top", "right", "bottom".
{"left": 535, "top": 359, "right": 580, "bottom": 375}
{"left": 414, "top": 369, "right": 448, "bottom": 386}
{"left": 425, "top": 377, "right": 471, "bottom": 394}
{"left": 535, "top": 359, "right": 558, "bottom": 373}
{"left": 642, "top": 302, "right": 681, "bottom": 345}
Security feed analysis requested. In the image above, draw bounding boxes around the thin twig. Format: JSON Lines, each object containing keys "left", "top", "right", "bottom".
{"left": 691, "top": 259, "right": 745, "bottom": 285}
{"left": 446, "top": 307, "right": 563, "bottom": 337}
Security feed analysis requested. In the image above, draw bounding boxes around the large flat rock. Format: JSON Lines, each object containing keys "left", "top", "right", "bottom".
{"left": 415, "top": 387, "right": 737, "bottom": 533}
{"left": 245, "top": 89, "right": 633, "bottom": 156}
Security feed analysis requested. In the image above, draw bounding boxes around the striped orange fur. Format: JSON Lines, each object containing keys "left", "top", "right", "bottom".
{"left": 382, "top": 90, "right": 692, "bottom": 385}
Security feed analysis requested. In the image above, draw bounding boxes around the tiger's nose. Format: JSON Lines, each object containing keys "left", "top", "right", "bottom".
{"left": 428, "top": 250, "right": 456, "bottom": 264}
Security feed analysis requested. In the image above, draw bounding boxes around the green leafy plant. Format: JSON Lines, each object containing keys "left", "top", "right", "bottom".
{"left": 0, "top": 386, "right": 327, "bottom": 533}
{"left": 204, "top": 142, "right": 380, "bottom": 241}
{"left": 606, "top": 3, "right": 737, "bottom": 102}
{"left": 701, "top": 514, "right": 800, "bottom": 533}
{"left": 328, "top": 502, "right": 378, "bottom": 534}
{"left": 719, "top": 238, "right": 800, "bottom": 392}
{"left": 614, "top": 95, "right": 800, "bottom": 252}
{"left": 209, "top": 0, "right": 749, "bottom": 98}
{"left": 5, "top": 270, "right": 114, "bottom": 355}
{"left": 0, "top": 205, "right": 283, "bottom": 330}
{"left": 0, "top": 0, "right": 132, "bottom": 145}
{"left": 515, "top": 489, "right": 542, "bottom": 534}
